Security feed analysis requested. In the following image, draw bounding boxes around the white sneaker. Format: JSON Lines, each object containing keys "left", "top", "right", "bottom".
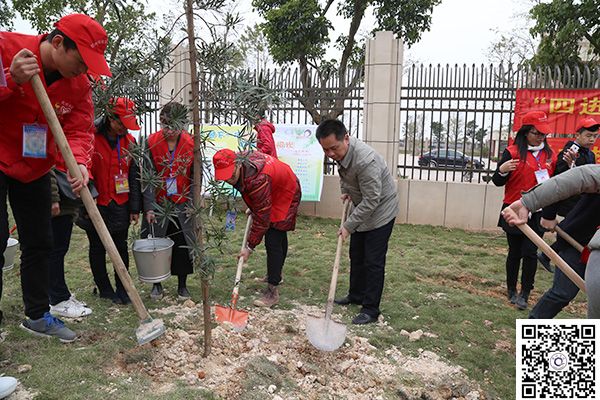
{"left": 50, "top": 298, "right": 92, "bottom": 318}
{"left": 0, "top": 376, "right": 18, "bottom": 399}
{"left": 68, "top": 295, "right": 87, "bottom": 307}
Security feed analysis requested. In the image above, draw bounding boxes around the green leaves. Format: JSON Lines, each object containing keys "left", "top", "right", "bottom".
{"left": 254, "top": 0, "right": 331, "bottom": 64}
{"left": 529, "top": 0, "right": 600, "bottom": 66}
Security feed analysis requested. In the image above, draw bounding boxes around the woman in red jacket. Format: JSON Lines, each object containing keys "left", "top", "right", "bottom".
{"left": 79, "top": 97, "right": 141, "bottom": 305}
{"left": 212, "top": 149, "right": 301, "bottom": 307}
{"left": 492, "top": 111, "right": 556, "bottom": 310}
{"left": 143, "top": 102, "right": 196, "bottom": 300}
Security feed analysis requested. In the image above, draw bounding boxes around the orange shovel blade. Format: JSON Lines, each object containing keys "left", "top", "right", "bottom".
{"left": 214, "top": 304, "right": 249, "bottom": 330}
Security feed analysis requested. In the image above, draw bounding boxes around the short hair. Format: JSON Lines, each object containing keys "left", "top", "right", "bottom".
{"left": 46, "top": 29, "right": 77, "bottom": 51}
{"left": 316, "top": 119, "right": 347, "bottom": 141}
{"left": 578, "top": 125, "right": 600, "bottom": 134}
{"left": 160, "top": 101, "right": 184, "bottom": 122}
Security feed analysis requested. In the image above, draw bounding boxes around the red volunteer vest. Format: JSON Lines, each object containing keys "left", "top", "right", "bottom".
{"left": 148, "top": 130, "right": 194, "bottom": 204}
{"left": 92, "top": 133, "right": 136, "bottom": 206}
{"left": 503, "top": 144, "right": 556, "bottom": 204}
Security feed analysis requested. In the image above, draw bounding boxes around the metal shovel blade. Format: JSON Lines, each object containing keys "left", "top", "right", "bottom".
{"left": 214, "top": 304, "right": 249, "bottom": 331}
{"left": 306, "top": 314, "right": 347, "bottom": 352}
{"left": 135, "top": 318, "right": 166, "bottom": 345}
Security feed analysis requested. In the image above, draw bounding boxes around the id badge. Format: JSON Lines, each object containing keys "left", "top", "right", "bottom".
{"left": 166, "top": 176, "right": 178, "bottom": 196}
{"left": 225, "top": 210, "right": 237, "bottom": 231}
{"left": 535, "top": 169, "right": 550, "bottom": 184}
{"left": 114, "top": 173, "right": 130, "bottom": 194}
{"left": 22, "top": 124, "right": 48, "bottom": 158}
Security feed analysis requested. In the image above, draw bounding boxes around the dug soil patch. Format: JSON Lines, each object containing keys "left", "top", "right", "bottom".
{"left": 110, "top": 302, "right": 490, "bottom": 399}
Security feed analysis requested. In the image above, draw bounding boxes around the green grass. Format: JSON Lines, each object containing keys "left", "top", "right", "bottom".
{"left": 0, "top": 215, "right": 586, "bottom": 399}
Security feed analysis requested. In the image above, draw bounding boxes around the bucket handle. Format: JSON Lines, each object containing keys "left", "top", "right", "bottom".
{"left": 149, "top": 223, "right": 155, "bottom": 239}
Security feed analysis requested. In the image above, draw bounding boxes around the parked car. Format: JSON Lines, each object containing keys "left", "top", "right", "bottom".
{"left": 418, "top": 149, "right": 485, "bottom": 169}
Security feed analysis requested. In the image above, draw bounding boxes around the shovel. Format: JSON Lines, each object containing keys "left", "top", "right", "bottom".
{"left": 555, "top": 226, "right": 585, "bottom": 253}
{"left": 31, "top": 75, "right": 165, "bottom": 345}
{"left": 215, "top": 214, "right": 253, "bottom": 330}
{"left": 306, "top": 199, "right": 350, "bottom": 351}
{"left": 509, "top": 216, "right": 586, "bottom": 293}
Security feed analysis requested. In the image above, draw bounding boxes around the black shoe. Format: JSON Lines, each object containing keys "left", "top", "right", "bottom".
{"left": 334, "top": 296, "right": 361, "bottom": 306}
{"left": 516, "top": 291, "right": 530, "bottom": 310}
{"left": 114, "top": 290, "right": 132, "bottom": 305}
{"left": 177, "top": 286, "right": 191, "bottom": 299}
{"left": 537, "top": 251, "right": 554, "bottom": 273}
{"left": 352, "top": 313, "right": 378, "bottom": 325}
{"left": 150, "top": 283, "right": 163, "bottom": 300}
{"left": 508, "top": 288, "right": 518, "bottom": 304}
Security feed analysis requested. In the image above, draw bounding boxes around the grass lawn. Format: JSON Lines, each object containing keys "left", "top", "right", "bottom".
{"left": 0, "top": 214, "right": 586, "bottom": 399}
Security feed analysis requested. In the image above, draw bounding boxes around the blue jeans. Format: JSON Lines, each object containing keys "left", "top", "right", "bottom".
{"left": 529, "top": 246, "right": 586, "bottom": 319}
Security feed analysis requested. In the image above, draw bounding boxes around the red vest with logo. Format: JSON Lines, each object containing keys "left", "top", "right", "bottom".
{"left": 148, "top": 130, "right": 193, "bottom": 204}
{"left": 92, "top": 132, "right": 136, "bottom": 206}
{"left": 503, "top": 144, "right": 557, "bottom": 204}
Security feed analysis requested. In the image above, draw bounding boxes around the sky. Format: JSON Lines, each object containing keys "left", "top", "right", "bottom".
{"left": 12, "top": 0, "right": 536, "bottom": 65}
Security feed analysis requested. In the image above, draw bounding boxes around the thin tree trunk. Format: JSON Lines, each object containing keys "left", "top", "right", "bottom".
{"left": 185, "top": 0, "right": 211, "bottom": 357}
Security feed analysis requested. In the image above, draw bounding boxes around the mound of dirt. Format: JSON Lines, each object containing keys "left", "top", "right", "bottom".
{"left": 111, "top": 302, "right": 489, "bottom": 400}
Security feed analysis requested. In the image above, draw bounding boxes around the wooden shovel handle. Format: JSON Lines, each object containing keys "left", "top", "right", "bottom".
{"left": 510, "top": 216, "right": 586, "bottom": 293}
{"left": 232, "top": 214, "right": 253, "bottom": 298}
{"left": 30, "top": 75, "right": 151, "bottom": 320}
{"left": 325, "top": 199, "right": 351, "bottom": 320}
{"left": 555, "top": 226, "right": 585, "bottom": 253}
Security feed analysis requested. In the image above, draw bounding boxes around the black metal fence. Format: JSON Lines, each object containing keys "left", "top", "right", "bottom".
{"left": 399, "top": 63, "right": 600, "bottom": 183}
{"left": 143, "top": 63, "right": 600, "bottom": 182}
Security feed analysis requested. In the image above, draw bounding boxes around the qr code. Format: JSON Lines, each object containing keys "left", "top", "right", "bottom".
{"left": 517, "top": 320, "right": 598, "bottom": 399}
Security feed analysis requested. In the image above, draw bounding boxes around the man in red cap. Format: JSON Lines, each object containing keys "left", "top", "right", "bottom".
{"left": 213, "top": 149, "right": 301, "bottom": 308}
{"left": 0, "top": 13, "right": 111, "bottom": 342}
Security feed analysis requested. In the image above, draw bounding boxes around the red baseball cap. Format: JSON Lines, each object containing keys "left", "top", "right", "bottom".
{"left": 576, "top": 117, "right": 600, "bottom": 132}
{"left": 213, "top": 149, "right": 237, "bottom": 181}
{"left": 54, "top": 14, "right": 111, "bottom": 77}
{"left": 111, "top": 97, "right": 140, "bottom": 130}
{"left": 521, "top": 111, "right": 552, "bottom": 134}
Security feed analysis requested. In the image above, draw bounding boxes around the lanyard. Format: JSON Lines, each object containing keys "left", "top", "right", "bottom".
{"left": 116, "top": 137, "right": 125, "bottom": 175}
{"left": 168, "top": 148, "right": 176, "bottom": 175}
{"left": 533, "top": 151, "right": 543, "bottom": 170}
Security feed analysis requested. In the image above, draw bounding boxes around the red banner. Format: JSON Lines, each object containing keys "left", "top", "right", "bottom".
{"left": 545, "top": 137, "right": 600, "bottom": 163}
{"left": 515, "top": 89, "right": 600, "bottom": 134}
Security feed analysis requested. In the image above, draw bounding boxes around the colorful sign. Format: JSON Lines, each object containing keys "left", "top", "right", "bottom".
{"left": 274, "top": 124, "right": 324, "bottom": 202}
{"left": 199, "top": 124, "right": 324, "bottom": 201}
{"left": 515, "top": 89, "right": 600, "bottom": 134}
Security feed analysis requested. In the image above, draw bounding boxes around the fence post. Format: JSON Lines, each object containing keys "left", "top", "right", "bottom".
{"left": 159, "top": 46, "right": 192, "bottom": 106}
{"left": 362, "top": 31, "right": 403, "bottom": 174}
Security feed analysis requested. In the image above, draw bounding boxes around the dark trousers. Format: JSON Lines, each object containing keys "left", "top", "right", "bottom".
{"left": 48, "top": 214, "right": 74, "bottom": 305}
{"left": 86, "top": 227, "right": 129, "bottom": 297}
{"left": 529, "top": 247, "right": 586, "bottom": 319}
{"left": 265, "top": 228, "right": 288, "bottom": 286}
{"left": 505, "top": 230, "right": 541, "bottom": 293}
{"left": 0, "top": 172, "right": 52, "bottom": 319}
{"left": 348, "top": 218, "right": 395, "bottom": 318}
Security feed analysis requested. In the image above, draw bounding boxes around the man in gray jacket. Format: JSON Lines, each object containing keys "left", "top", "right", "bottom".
{"left": 502, "top": 164, "right": 600, "bottom": 318}
{"left": 316, "top": 119, "right": 399, "bottom": 324}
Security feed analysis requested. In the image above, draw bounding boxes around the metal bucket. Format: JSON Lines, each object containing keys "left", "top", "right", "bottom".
{"left": 132, "top": 236, "right": 174, "bottom": 283}
{"left": 3, "top": 238, "right": 19, "bottom": 271}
